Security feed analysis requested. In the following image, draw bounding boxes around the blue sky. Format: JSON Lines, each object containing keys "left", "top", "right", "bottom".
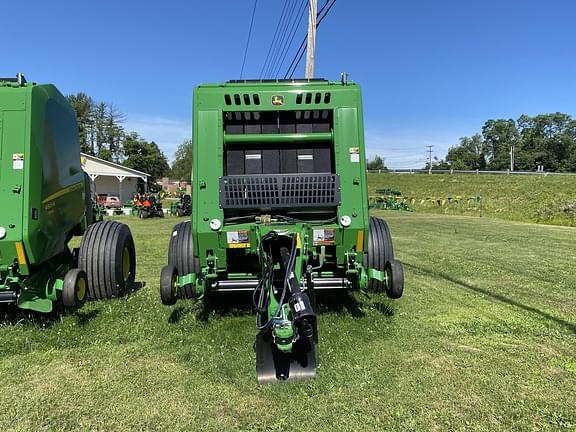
{"left": 3, "top": 0, "right": 575, "bottom": 168}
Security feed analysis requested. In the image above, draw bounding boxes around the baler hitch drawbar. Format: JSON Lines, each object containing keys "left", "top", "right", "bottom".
{"left": 253, "top": 231, "right": 318, "bottom": 383}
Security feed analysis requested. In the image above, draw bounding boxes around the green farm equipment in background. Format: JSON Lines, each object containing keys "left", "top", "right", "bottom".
{"left": 160, "top": 78, "right": 404, "bottom": 382}
{"left": 369, "top": 188, "right": 413, "bottom": 211}
{"left": 170, "top": 194, "right": 191, "bottom": 217}
{"left": 0, "top": 74, "right": 136, "bottom": 313}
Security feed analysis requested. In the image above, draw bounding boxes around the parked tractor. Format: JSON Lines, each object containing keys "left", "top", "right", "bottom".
{"left": 160, "top": 78, "right": 404, "bottom": 382}
{"left": 171, "top": 194, "right": 191, "bottom": 217}
{"left": 136, "top": 194, "right": 164, "bottom": 218}
{"left": 0, "top": 74, "right": 136, "bottom": 313}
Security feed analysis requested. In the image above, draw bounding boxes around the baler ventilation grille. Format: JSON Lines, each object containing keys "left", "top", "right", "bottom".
{"left": 219, "top": 174, "right": 340, "bottom": 209}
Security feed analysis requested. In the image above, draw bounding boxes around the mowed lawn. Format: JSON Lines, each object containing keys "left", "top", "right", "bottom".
{"left": 0, "top": 213, "right": 575, "bottom": 431}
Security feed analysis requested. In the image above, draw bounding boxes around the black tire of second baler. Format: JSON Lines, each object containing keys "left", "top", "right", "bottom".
{"left": 168, "top": 221, "right": 197, "bottom": 299}
{"left": 79, "top": 220, "right": 136, "bottom": 299}
{"left": 367, "top": 217, "right": 394, "bottom": 293}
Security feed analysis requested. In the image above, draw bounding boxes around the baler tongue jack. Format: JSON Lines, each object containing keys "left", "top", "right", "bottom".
{"left": 254, "top": 232, "right": 318, "bottom": 383}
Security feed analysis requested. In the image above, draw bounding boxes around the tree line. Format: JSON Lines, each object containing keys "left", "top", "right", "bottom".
{"left": 67, "top": 92, "right": 193, "bottom": 183}
{"left": 434, "top": 113, "right": 576, "bottom": 172}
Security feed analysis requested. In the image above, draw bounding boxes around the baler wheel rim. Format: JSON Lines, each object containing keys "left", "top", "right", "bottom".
{"left": 77, "top": 276, "right": 87, "bottom": 302}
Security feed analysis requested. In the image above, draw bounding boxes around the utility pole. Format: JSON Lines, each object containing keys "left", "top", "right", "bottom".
{"left": 509, "top": 143, "right": 515, "bottom": 172}
{"left": 305, "top": 0, "right": 317, "bottom": 79}
{"left": 427, "top": 145, "right": 434, "bottom": 174}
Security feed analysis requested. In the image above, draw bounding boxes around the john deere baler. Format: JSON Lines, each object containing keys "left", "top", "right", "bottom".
{"left": 161, "top": 78, "right": 403, "bottom": 382}
{"left": 0, "top": 74, "right": 136, "bottom": 313}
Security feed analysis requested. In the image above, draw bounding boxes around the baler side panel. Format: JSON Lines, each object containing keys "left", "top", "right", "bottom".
{"left": 193, "top": 108, "right": 225, "bottom": 268}
{"left": 23, "top": 85, "right": 85, "bottom": 265}
{"left": 0, "top": 107, "right": 26, "bottom": 271}
{"left": 333, "top": 106, "right": 369, "bottom": 261}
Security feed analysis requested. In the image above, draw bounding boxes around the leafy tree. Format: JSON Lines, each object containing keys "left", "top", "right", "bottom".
{"left": 517, "top": 113, "right": 576, "bottom": 171}
{"left": 171, "top": 140, "right": 193, "bottom": 180}
{"left": 67, "top": 94, "right": 125, "bottom": 161}
{"left": 366, "top": 155, "right": 387, "bottom": 171}
{"left": 446, "top": 134, "right": 487, "bottom": 170}
{"left": 67, "top": 92, "right": 95, "bottom": 154}
{"left": 123, "top": 132, "right": 170, "bottom": 183}
{"left": 105, "top": 104, "right": 125, "bottom": 162}
{"left": 482, "top": 119, "right": 518, "bottom": 170}
{"left": 443, "top": 113, "right": 576, "bottom": 173}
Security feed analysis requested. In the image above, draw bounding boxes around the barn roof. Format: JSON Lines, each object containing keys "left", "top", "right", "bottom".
{"left": 81, "top": 153, "right": 149, "bottom": 179}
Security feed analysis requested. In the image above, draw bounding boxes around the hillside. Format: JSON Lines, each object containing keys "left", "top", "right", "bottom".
{"left": 368, "top": 173, "right": 576, "bottom": 226}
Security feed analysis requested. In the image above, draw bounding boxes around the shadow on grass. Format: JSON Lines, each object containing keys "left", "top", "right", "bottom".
{"left": 315, "top": 291, "right": 366, "bottom": 318}
{"left": 127, "top": 281, "right": 146, "bottom": 295}
{"left": 75, "top": 309, "right": 100, "bottom": 326}
{"left": 374, "top": 302, "right": 395, "bottom": 316}
{"left": 168, "top": 306, "right": 192, "bottom": 324}
{"left": 405, "top": 262, "right": 576, "bottom": 334}
{"left": 0, "top": 305, "right": 59, "bottom": 327}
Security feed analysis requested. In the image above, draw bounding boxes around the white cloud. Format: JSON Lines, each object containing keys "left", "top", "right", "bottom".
{"left": 124, "top": 114, "right": 191, "bottom": 161}
{"left": 364, "top": 128, "right": 467, "bottom": 169}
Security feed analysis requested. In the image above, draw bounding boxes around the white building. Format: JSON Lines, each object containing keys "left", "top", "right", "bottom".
{"left": 81, "top": 153, "right": 149, "bottom": 202}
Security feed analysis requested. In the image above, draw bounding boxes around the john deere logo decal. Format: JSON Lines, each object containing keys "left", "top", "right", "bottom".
{"left": 271, "top": 95, "right": 284, "bottom": 106}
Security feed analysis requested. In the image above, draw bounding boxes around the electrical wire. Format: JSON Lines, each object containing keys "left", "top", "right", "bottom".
{"left": 285, "top": 0, "right": 337, "bottom": 79}
{"left": 271, "top": 0, "right": 308, "bottom": 78}
{"left": 266, "top": 0, "right": 300, "bottom": 78}
{"left": 240, "top": 0, "right": 259, "bottom": 79}
{"left": 260, "top": 0, "right": 290, "bottom": 79}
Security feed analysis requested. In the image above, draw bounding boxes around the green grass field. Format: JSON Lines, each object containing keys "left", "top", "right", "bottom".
{"left": 1, "top": 213, "right": 575, "bottom": 431}
{"left": 368, "top": 173, "right": 576, "bottom": 226}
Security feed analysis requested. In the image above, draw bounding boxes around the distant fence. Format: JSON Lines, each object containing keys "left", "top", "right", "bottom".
{"left": 367, "top": 169, "right": 576, "bottom": 177}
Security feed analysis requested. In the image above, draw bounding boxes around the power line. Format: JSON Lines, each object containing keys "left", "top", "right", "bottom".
{"left": 260, "top": 0, "right": 290, "bottom": 78}
{"left": 267, "top": 0, "right": 301, "bottom": 78}
{"left": 285, "top": 0, "right": 337, "bottom": 79}
{"left": 240, "top": 0, "right": 259, "bottom": 79}
{"left": 271, "top": 0, "right": 308, "bottom": 78}
{"left": 283, "top": 0, "right": 331, "bottom": 79}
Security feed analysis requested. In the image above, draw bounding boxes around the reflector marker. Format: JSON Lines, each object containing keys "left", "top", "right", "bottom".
{"left": 15, "top": 242, "right": 27, "bottom": 265}
{"left": 356, "top": 231, "right": 364, "bottom": 252}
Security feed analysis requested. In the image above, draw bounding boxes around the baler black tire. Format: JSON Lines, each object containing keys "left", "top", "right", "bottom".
{"left": 168, "top": 221, "right": 198, "bottom": 299}
{"left": 78, "top": 220, "right": 136, "bottom": 299}
{"left": 160, "top": 265, "right": 178, "bottom": 305}
{"left": 367, "top": 216, "right": 394, "bottom": 293}
{"left": 62, "top": 268, "right": 88, "bottom": 309}
{"left": 385, "top": 259, "right": 404, "bottom": 299}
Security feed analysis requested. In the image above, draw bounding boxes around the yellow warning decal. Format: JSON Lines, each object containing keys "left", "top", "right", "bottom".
{"left": 228, "top": 243, "right": 251, "bottom": 249}
{"left": 15, "top": 242, "right": 27, "bottom": 265}
{"left": 356, "top": 230, "right": 364, "bottom": 252}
